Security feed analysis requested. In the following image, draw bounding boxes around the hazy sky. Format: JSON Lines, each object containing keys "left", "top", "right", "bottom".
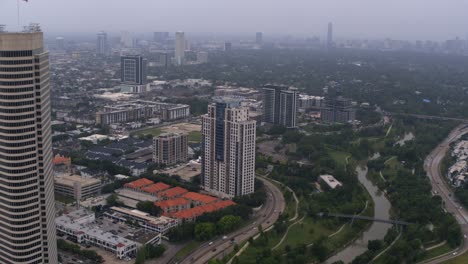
{"left": 1, "top": 0, "right": 468, "bottom": 40}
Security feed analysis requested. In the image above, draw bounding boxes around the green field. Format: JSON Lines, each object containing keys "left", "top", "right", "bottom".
{"left": 132, "top": 127, "right": 161, "bottom": 137}
{"left": 421, "top": 243, "right": 454, "bottom": 262}
{"left": 441, "top": 251, "right": 468, "bottom": 264}
{"left": 188, "top": 131, "right": 202, "bottom": 143}
{"left": 327, "top": 149, "right": 350, "bottom": 168}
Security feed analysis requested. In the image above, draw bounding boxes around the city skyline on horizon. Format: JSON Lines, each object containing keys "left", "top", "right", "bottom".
{"left": 2, "top": 0, "right": 468, "bottom": 41}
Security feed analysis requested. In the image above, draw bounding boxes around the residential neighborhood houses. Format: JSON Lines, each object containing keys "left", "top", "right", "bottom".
{"left": 448, "top": 140, "right": 468, "bottom": 187}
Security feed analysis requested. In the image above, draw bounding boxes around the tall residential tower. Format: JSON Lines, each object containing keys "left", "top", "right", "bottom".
{"left": 0, "top": 25, "right": 58, "bottom": 264}
{"left": 263, "top": 84, "right": 298, "bottom": 128}
{"left": 97, "top": 31, "right": 108, "bottom": 55}
{"left": 175, "top": 31, "right": 185, "bottom": 66}
{"left": 202, "top": 97, "right": 256, "bottom": 197}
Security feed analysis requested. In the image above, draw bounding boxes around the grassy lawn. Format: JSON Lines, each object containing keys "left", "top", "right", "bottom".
{"left": 188, "top": 131, "right": 202, "bottom": 143}
{"left": 173, "top": 241, "right": 202, "bottom": 261}
{"left": 420, "top": 243, "right": 454, "bottom": 261}
{"left": 327, "top": 149, "right": 350, "bottom": 169}
{"left": 277, "top": 217, "right": 333, "bottom": 251}
{"left": 55, "top": 193, "right": 75, "bottom": 204}
{"left": 442, "top": 251, "right": 468, "bottom": 264}
{"left": 132, "top": 127, "right": 161, "bottom": 137}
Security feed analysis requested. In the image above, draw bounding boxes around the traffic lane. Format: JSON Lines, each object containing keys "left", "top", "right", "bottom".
{"left": 180, "top": 181, "right": 282, "bottom": 263}
{"left": 183, "top": 179, "right": 284, "bottom": 263}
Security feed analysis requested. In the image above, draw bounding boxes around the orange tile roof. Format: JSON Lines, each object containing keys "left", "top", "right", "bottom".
{"left": 158, "top": 186, "right": 188, "bottom": 199}
{"left": 182, "top": 192, "right": 218, "bottom": 204}
{"left": 172, "top": 200, "right": 236, "bottom": 220}
{"left": 141, "top": 182, "right": 171, "bottom": 194}
{"left": 124, "top": 178, "right": 154, "bottom": 189}
{"left": 155, "top": 198, "right": 190, "bottom": 209}
{"left": 53, "top": 156, "right": 71, "bottom": 165}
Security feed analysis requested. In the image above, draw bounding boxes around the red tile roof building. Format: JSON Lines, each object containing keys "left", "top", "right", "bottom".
{"left": 124, "top": 178, "right": 154, "bottom": 190}
{"left": 157, "top": 186, "right": 188, "bottom": 200}
{"left": 171, "top": 200, "right": 236, "bottom": 222}
{"left": 155, "top": 198, "right": 191, "bottom": 213}
{"left": 182, "top": 192, "right": 218, "bottom": 206}
{"left": 141, "top": 182, "right": 171, "bottom": 195}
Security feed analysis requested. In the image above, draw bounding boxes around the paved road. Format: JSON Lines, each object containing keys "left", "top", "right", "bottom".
{"left": 423, "top": 125, "right": 468, "bottom": 263}
{"left": 178, "top": 177, "right": 285, "bottom": 264}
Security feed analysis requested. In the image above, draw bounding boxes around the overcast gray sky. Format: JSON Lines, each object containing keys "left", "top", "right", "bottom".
{"left": 1, "top": 0, "right": 468, "bottom": 40}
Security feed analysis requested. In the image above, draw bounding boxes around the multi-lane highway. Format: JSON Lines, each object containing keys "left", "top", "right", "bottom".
{"left": 178, "top": 177, "right": 285, "bottom": 264}
{"left": 423, "top": 125, "right": 468, "bottom": 263}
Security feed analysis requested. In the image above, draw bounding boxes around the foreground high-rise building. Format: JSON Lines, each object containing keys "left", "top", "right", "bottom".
{"left": 321, "top": 87, "right": 355, "bottom": 123}
{"left": 97, "top": 31, "right": 108, "bottom": 55}
{"left": 202, "top": 97, "right": 256, "bottom": 197}
{"left": 120, "top": 55, "right": 147, "bottom": 85}
{"left": 175, "top": 31, "right": 185, "bottom": 66}
{"left": 0, "top": 25, "right": 58, "bottom": 263}
{"left": 263, "top": 84, "right": 298, "bottom": 128}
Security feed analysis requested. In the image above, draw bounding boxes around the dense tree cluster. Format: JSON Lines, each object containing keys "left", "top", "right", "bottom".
{"left": 57, "top": 239, "right": 103, "bottom": 263}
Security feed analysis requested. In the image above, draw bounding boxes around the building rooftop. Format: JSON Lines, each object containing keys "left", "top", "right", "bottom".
{"left": 319, "top": 174, "right": 343, "bottom": 189}
{"left": 157, "top": 186, "right": 188, "bottom": 199}
{"left": 124, "top": 178, "right": 154, "bottom": 189}
{"left": 109, "top": 206, "right": 177, "bottom": 226}
{"left": 155, "top": 197, "right": 190, "bottom": 209}
{"left": 182, "top": 192, "right": 218, "bottom": 204}
{"left": 55, "top": 174, "right": 101, "bottom": 187}
{"left": 171, "top": 200, "right": 236, "bottom": 219}
{"left": 141, "top": 182, "right": 171, "bottom": 194}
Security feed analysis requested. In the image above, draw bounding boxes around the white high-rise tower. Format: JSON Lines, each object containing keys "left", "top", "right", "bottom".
{"left": 0, "top": 24, "right": 58, "bottom": 264}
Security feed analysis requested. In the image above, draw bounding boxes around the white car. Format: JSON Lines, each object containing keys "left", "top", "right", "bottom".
{"left": 222, "top": 236, "right": 228, "bottom": 240}
{"left": 208, "top": 241, "right": 213, "bottom": 246}
{"left": 453, "top": 252, "right": 458, "bottom": 255}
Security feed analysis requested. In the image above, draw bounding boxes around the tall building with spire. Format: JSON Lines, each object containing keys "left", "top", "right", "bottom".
{"left": 202, "top": 97, "right": 256, "bottom": 198}
{"left": 175, "top": 31, "right": 185, "bottom": 66}
{"left": 0, "top": 24, "right": 58, "bottom": 264}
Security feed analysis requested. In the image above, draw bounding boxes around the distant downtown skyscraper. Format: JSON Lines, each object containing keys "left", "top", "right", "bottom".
{"left": 120, "top": 55, "right": 147, "bottom": 85}
{"left": 256, "top": 32, "right": 263, "bottom": 45}
{"left": 56, "top": 36, "right": 64, "bottom": 50}
{"left": 0, "top": 25, "right": 58, "bottom": 263}
{"left": 97, "top": 31, "right": 108, "bottom": 55}
{"left": 175, "top": 31, "right": 185, "bottom": 66}
{"left": 202, "top": 97, "right": 256, "bottom": 197}
{"left": 263, "top": 84, "right": 298, "bottom": 128}
{"left": 327, "top": 22, "right": 333, "bottom": 49}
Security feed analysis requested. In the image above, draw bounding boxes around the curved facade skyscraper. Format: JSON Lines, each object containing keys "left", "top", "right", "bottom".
{"left": 0, "top": 26, "right": 58, "bottom": 263}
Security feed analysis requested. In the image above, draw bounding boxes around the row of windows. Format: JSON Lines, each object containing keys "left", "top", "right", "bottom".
{"left": 0, "top": 100, "right": 34, "bottom": 107}
{"left": 0, "top": 153, "right": 36, "bottom": 161}
{"left": 0, "top": 165, "right": 37, "bottom": 175}
{"left": 0, "top": 133, "right": 35, "bottom": 142}
{"left": 0, "top": 190, "right": 38, "bottom": 201}
{"left": 0, "top": 51, "right": 33, "bottom": 57}
{"left": 0, "top": 113, "right": 35, "bottom": 121}
{"left": 0, "top": 59, "right": 33, "bottom": 65}
{"left": 0, "top": 250, "right": 41, "bottom": 264}
{"left": 0, "top": 179, "right": 37, "bottom": 189}
{"left": 0, "top": 159, "right": 37, "bottom": 168}
{"left": 0, "top": 87, "right": 34, "bottom": 94}
{"left": 0, "top": 195, "right": 38, "bottom": 207}
{"left": 0, "top": 120, "right": 35, "bottom": 127}
{"left": 0, "top": 67, "right": 33, "bottom": 72}
{"left": 0, "top": 146, "right": 36, "bottom": 155}
{"left": 0, "top": 94, "right": 34, "bottom": 100}
{"left": 0, "top": 80, "right": 34, "bottom": 86}
{"left": 0, "top": 139, "right": 36, "bottom": 148}
{"left": 0, "top": 221, "right": 39, "bottom": 233}
{"left": 0, "top": 106, "right": 35, "bottom": 114}
{"left": 0, "top": 73, "right": 33, "bottom": 79}
{"left": 0, "top": 206, "right": 39, "bottom": 219}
